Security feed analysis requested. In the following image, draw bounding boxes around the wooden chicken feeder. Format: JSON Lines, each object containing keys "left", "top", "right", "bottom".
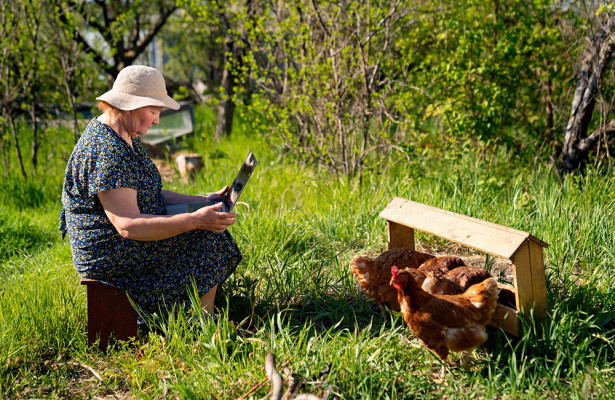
{"left": 379, "top": 197, "right": 549, "bottom": 336}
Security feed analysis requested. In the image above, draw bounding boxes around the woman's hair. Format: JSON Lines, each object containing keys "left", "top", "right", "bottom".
{"left": 96, "top": 100, "right": 123, "bottom": 117}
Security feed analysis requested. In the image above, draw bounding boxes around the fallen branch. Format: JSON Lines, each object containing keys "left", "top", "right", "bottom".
{"left": 322, "top": 386, "right": 331, "bottom": 400}
{"left": 281, "top": 368, "right": 302, "bottom": 400}
{"left": 265, "top": 352, "right": 284, "bottom": 400}
{"left": 65, "top": 360, "right": 103, "bottom": 382}
{"left": 315, "top": 363, "right": 332, "bottom": 381}
{"left": 263, "top": 352, "right": 333, "bottom": 400}
{"left": 235, "top": 356, "right": 293, "bottom": 400}
{"left": 18, "top": 385, "right": 55, "bottom": 397}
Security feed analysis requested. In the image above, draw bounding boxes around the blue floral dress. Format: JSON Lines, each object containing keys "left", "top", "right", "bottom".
{"left": 59, "top": 118, "right": 242, "bottom": 315}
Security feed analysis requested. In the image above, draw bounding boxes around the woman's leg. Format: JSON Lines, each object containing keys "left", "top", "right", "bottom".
{"left": 199, "top": 284, "right": 218, "bottom": 314}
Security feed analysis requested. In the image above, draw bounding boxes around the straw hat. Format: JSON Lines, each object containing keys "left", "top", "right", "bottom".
{"left": 96, "top": 65, "right": 180, "bottom": 111}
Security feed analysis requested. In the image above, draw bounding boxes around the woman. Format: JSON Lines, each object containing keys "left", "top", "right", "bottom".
{"left": 59, "top": 65, "right": 242, "bottom": 318}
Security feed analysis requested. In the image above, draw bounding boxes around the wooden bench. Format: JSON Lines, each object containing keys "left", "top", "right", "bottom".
{"left": 379, "top": 197, "right": 549, "bottom": 336}
{"left": 81, "top": 278, "right": 138, "bottom": 349}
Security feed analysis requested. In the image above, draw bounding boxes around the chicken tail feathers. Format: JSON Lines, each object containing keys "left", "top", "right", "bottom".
{"left": 462, "top": 277, "right": 500, "bottom": 320}
{"left": 350, "top": 256, "right": 375, "bottom": 281}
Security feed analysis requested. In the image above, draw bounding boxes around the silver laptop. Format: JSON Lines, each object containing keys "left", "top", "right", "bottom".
{"left": 165, "top": 151, "right": 257, "bottom": 215}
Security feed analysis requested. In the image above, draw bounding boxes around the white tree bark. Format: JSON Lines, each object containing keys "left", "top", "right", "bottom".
{"left": 562, "top": 16, "right": 615, "bottom": 173}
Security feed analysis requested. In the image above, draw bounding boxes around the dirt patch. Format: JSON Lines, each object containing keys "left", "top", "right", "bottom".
{"left": 151, "top": 158, "right": 178, "bottom": 184}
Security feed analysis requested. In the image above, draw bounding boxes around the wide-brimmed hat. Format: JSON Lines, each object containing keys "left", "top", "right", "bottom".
{"left": 96, "top": 65, "right": 180, "bottom": 111}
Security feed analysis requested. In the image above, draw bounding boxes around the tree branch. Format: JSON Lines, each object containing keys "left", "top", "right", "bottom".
{"left": 129, "top": 6, "right": 178, "bottom": 65}
{"left": 578, "top": 119, "right": 615, "bottom": 152}
{"left": 310, "top": 0, "right": 331, "bottom": 37}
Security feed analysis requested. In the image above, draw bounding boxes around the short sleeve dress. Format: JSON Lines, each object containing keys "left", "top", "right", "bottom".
{"left": 59, "top": 118, "right": 242, "bottom": 315}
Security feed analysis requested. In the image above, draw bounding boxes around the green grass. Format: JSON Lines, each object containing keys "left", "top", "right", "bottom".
{"left": 1, "top": 105, "right": 614, "bottom": 398}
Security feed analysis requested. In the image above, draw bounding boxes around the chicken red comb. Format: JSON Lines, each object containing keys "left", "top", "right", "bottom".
{"left": 391, "top": 265, "right": 399, "bottom": 279}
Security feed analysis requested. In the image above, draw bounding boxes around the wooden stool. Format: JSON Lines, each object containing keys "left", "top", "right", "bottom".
{"left": 81, "top": 278, "right": 138, "bottom": 349}
{"left": 379, "top": 197, "right": 549, "bottom": 336}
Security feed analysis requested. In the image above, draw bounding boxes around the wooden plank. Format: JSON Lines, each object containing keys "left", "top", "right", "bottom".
{"left": 510, "top": 241, "right": 534, "bottom": 313}
{"left": 379, "top": 197, "right": 543, "bottom": 259}
{"left": 387, "top": 221, "right": 414, "bottom": 250}
{"left": 489, "top": 304, "right": 519, "bottom": 336}
{"left": 529, "top": 241, "right": 548, "bottom": 320}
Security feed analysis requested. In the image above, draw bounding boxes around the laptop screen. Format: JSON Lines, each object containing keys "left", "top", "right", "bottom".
{"left": 224, "top": 151, "right": 257, "bottom": 211}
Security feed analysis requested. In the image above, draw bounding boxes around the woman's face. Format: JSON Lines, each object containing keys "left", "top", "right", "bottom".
{"left": 124, "top": 106, "right": 162, "bottom": 137}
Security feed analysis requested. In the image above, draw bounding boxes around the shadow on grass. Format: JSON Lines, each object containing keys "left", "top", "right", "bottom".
{"left": 0, "top": 217, "right": 56, "bottom": 276}
{"left": 217, "top": 279, "right": 394, "bottom": 338}
{"left": 481, "top": 281, "right": 615, "bottom": 382}
{"left": 224, "top": 275, "right": 615, "bottom": 381}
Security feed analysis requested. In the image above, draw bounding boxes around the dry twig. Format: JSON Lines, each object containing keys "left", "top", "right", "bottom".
{"left": 235, "top": 356, "right": 293, "bottom": 400}
{"left": 262, "top": 352, "right": 333, "bottom": 400}
{"left": 281, "top": 368, "right": 302, "bottom": 400}
{"left": 265, "top": 352, "right": 284, "bottom": 400}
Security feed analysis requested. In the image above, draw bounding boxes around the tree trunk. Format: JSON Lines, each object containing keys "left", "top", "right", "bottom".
{"left": 1, "top": 109, "right": 8, "bottom": 176}
{"left": 561, "top": 16, "right": 615, "bottom": 173}
{"left": 29, "top": 97, "right": 39, "bottom": 178}
{"left": 48, "top": 0, "right": 81, "bottom": 145}
{"left": 8, "top": 113, "right": 26, "bottom": 179}
{"left": 64, "top": 79, "right": 80, "bottom": 144}
{"left": 214, "top": 64, "right": 235, "bottom": 141}
{"left": 1, "top": 128, "right": 8, "bottom": 177}
{"left": 214, "top": 10, "right": 236, "bottom": 141}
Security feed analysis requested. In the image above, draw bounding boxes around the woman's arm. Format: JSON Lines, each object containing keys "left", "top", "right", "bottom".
{"left": 161, "top": 186, "right": 229, "bottom": 204}
{"left": 161, "top": 189, "right": 207, "bottom": 204}
{"left": 98, "top": 187, "right": 236, "bottom": 241}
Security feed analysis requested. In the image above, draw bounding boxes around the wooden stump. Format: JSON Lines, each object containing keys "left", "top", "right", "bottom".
{"left": 175, "top": 153, "right": 204, "bottom": 180}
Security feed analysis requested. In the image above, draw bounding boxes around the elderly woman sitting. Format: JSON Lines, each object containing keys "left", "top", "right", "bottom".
{"left": 59, "top": 65, "right": 241, "bottom": 318}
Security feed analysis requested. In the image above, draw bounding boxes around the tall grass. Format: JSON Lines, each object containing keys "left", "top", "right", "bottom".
{"left": 0, "top": 105, "right": 614, "bottom": 398}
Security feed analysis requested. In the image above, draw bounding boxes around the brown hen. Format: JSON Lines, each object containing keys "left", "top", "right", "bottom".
{"left": 421, "top": 265, "right": 492, "bottom": 295}
{"left": 349, "top": 249, "right": 433, "bottom": 311}
{"left": 417, "top": 256, "right": 465, "bottom": 275}
{"left": 415, "top": 256, "right": 466, "bottom": 294}
{"left": 390, "top": 266, "right": 500, "bottom": 367}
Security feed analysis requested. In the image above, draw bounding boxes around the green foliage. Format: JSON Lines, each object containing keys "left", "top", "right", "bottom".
{"left": 0, "top": 0, "right": 102, "bottom": 178}
{"left": 2, "top": 0, "right": 615, "bottom": 395}
{"left": 72, "top": 0, "right": 178, "bottom": 75}
{"left": 396, "top": 0, "right": 575, "bottom": 149}
{"left": 230, "top": 0, "right": 418, "bottom": 178}
{"left": 179, "top": 0, "right": 588, "bottom": 178}
{"left": 158, "top": 8, "right": 224, "bottom": 100}
{"left": 0, "top": 0, "right": 611, "bottom": 181}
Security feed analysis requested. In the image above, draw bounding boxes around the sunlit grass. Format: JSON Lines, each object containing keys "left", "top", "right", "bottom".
{"left": 0, "top": 105, "right": 614, "bottom": 398}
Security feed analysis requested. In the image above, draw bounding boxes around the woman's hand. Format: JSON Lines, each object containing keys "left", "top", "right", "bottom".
{"left": 205, "top": 185, "right": 229, "bottom": 202}
{"left": 191, "top": 202, "right": 237, "bottom": 233}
